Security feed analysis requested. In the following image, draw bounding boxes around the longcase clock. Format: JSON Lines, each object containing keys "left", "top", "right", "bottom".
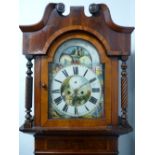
{"left": 20, "top": 3, "right": 134, "bottom": 155}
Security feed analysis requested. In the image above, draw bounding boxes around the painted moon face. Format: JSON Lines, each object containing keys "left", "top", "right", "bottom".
{"left": 79, "top": 56, "right": 92, "bottom": 67}
{"left": 59, "top": 54, "right": 73, "bottom": 65}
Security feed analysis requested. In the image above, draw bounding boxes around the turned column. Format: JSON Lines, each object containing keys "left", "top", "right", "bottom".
{"left": 24, "top": 55, "right": 34, "bottom": 128}
{"left": 121, "top": 56, "right": 129, "bottom": 126}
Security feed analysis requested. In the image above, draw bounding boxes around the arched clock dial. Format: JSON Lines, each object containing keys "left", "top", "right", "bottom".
{"left": 48, "top": 39, "right": 104, "bottom": 119}
{"left": 51, "top": 65, "right": 101, "bottom": 117}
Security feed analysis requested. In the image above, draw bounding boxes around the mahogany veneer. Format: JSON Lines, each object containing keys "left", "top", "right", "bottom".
{"left": 20, "top": 3, "right": 134, "bottom": 155}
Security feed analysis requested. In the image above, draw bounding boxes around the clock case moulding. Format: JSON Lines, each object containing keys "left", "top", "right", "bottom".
{"left": 20, "top": 2, "right": 134, "bottom": 134}
{"left": 19, "top": 3, "right": 134, "bottom": 155}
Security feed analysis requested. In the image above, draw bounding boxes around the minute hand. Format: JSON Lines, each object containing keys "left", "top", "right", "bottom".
{"left": 75, "top": 81, "right": 89, "bottom": 91}
{"left": 75, "top": 77, "right": 96, "bottom": 91}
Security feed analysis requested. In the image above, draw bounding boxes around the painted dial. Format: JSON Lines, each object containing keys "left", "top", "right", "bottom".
{"left": 51, "top": 65, "right": 101, "bottom": 117}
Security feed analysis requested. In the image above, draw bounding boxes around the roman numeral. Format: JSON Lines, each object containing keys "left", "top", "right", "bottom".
{"left": 85, "top": 105, "right": 89, "bottom": 111}
{"left": 62, "top": 69, "right": 69, "bottom": 77}
{"left": 52, "top": 89, "right": 60, "bottom": 93}
{"left": 83, "top": 69, "right": 88, "bottom": 77}
{"left": 62, "top": 104, "right": 68, "bottom": 112}
{"left": 89, "top": 96, "right": 97, "bottom": 104}
{"left": 54, "top": 96, "right": 62, "bottom": 105}
{"left": 92, "top": 88, "right": 100, "bottom": 93}
{"left": 89, "top": 77, "right": 96, "bottom": 83}
{"left": 73, "top": 66, "right": 78, "bottom": 75}
{"left": 74, "top": 106, "right": 78, "bottom": 115}
{"left": 54, "top": 79, "right": 62, "bottom": 84}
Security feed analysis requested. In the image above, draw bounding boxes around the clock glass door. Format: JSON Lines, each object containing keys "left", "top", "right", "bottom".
{"left": 48, "top": 39, "right": 105, "bottom": 119}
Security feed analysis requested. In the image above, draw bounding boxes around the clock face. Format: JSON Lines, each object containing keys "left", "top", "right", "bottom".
{"left": 51, "top": 65, "right": 101, "bottom": 117}
{"left": 48, "top": 39, "right": 104, "bottom": 119}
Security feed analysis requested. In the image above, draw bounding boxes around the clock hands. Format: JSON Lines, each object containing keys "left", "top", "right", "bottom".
{"left": 75, "top": 81, "right": 89, "bottom": 91}
{"left": 73, "top": 77, "right": 96, "bottom": 92}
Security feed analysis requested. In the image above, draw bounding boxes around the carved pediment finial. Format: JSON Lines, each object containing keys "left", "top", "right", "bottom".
{"left": 89, "top": 3, "right": 99, "bottom": 15}
{"left": 56, "top": 3, "right": 65, "bottom": 15}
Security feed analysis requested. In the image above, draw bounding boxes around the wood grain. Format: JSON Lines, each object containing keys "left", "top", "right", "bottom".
{"left": 19, "top": 3, "right": 134, "bottom": 56}
{"left": 19, "top": 3, "right": 134, "bottom": 155}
